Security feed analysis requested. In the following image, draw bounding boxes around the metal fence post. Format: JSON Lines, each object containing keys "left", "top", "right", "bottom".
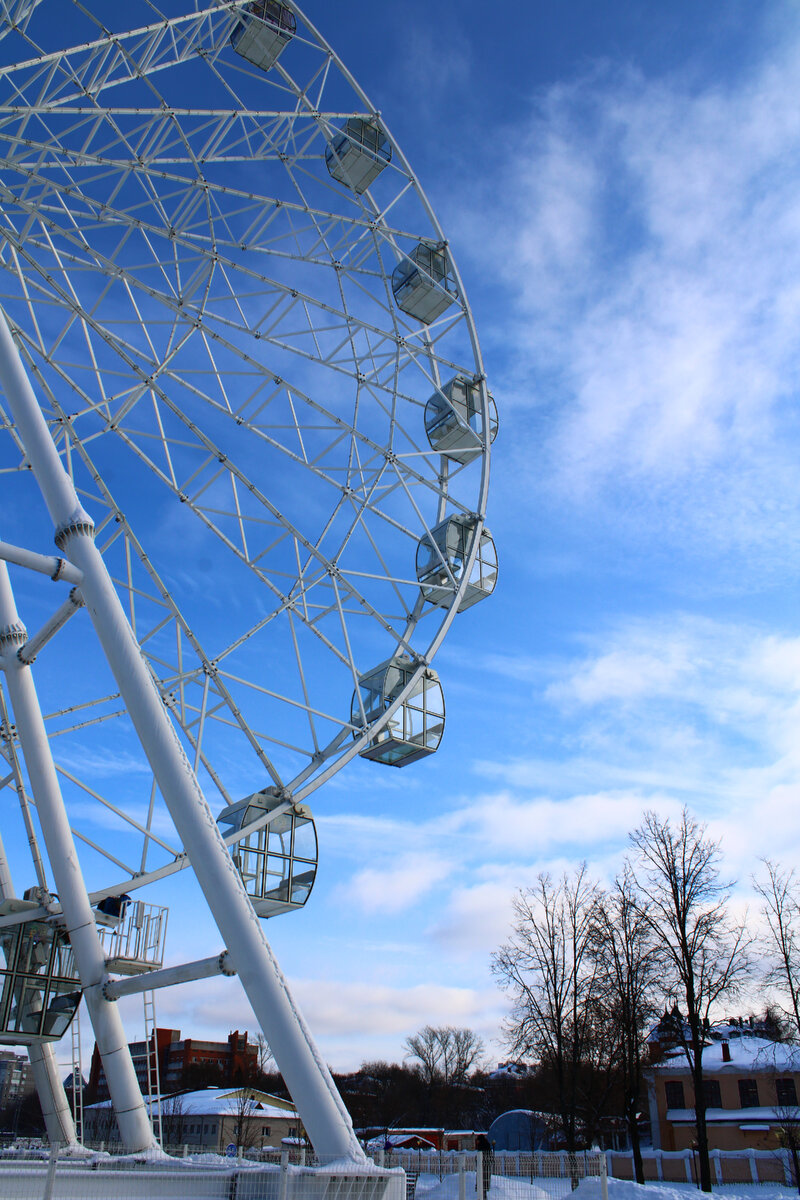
{"left": 599, "top": 1151, "right": 609, "bottom": 1200}
{"left": 42, "top": 1145, "right": 58, "bottom": 1200}
{"left": 459, "top": 1154, "right": 466, "bottom": 1200}
{"left": 278, "top": 1149, "right": 290, "bottom": 1200}
{"left": 476, "top": 1151, "right": 484, "bottom": 1200}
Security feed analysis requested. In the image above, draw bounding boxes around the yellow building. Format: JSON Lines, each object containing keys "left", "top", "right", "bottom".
{"left": 645, "top": 1033, "right": 800, "bottom": 1153}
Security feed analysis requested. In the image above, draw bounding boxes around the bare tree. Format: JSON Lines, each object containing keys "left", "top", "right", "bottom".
{"left": 774, "top": 1103, "right": 800, "bottom": 1195}
{"left": 630, "top": 809, "right": 752, "bottom": 1193}
{"left": 492, "top": 864, "right": 603, "bottom": 1151}
{"left": 403, "top": 1026, "right": 485, "bottom": 1086}
{"left": 450, "top": 1028, "right": 485, "bottom": 1083}
{"left": 228, "top": 1087, "right": 260, "bottom": 1152}
{"left": 256, "top": 1031, "right": 276, "bottom": 1076}
{"left": 590, "top": 868, "right": 662, "bottom": 1183}
{"left": 160, "top": 1093, "right": 187, "bottom": 1149}
{"left": 754, "top": 860, "right": 800, "bottom": 1041}
{"left": 404, "top": 1025, "right": 441, "bottom": 1087}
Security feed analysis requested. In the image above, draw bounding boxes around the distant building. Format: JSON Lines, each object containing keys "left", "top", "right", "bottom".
{"left": 487, "top": 1109, "right": 555, "bottom": 1152}
{"left": 0, "top": 1050, "right": 32, "bottom": 1110}
{"left": 83, "top": 1086, "right": 299, "bottom": 1151}
{"left": 365, "top": 1133, "right": 437, "bottom": 1152}
{"left": 645, "top": 1031, "right": 800, "bottom": 1152}
{"left": 360, "top": 1128, "right": 477, "bottom": 1152}
{"left": 488, "top": 1062, "right": 533, "bottom": 1081}
{"left": 87, "top": 1028, "right": 258, "bottom": 1101}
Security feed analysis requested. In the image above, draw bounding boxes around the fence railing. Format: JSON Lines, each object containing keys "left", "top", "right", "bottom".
{"left": 379, "top": 1146, "right": 799, "bottom": 1189}
{"left": 0, "top": 1140, "right": 796, "bottom": 1199}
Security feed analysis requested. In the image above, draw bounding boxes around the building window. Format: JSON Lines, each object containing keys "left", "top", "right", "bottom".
{"left": 777, "top": 1079, "right": 798, "bottom": 1107}
{"left": 738, "top": 1079, "right": 759, "bottom": 1108}
{"left": 664, "top": 1081, "right": 685, "bottom": 1110}
{"left": 702, "top": 1080, "right": 722, "bottom": 1108}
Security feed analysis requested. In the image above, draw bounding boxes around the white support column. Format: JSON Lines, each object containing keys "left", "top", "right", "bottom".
{"left": 28, "top": 1044, "right": 77, "bottom": 1147}
{"left": 0, "top": 314, "right": 363, "bottom": 1162}
{"left": 0, "top": 825, "right": 76, "bottom": 1146}
{"left": 0, "top": 566, "right": 156, "bottom": 1153}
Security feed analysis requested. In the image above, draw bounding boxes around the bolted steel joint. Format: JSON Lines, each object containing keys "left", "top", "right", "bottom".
{"left": 54, "top": 520, "right": 95, "bottom": 550}
{"left": 0, "top": 621, "right": 27, "bottom": 652}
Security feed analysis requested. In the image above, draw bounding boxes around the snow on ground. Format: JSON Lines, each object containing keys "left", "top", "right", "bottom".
{"left": 415, "top": 1174, "right": 800, "bottom": 1200}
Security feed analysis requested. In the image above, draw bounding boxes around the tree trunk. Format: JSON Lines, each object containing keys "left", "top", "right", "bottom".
{"left": 691, "top": 1055, "right": 712, "bottom": 1192}
{"left": 626, "top": 1098, "right": 644, "bottom": 1184}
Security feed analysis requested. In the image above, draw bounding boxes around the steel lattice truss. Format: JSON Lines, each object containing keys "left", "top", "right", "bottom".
{"left": 0, "top": 0, "right": 491, "bottom": 898}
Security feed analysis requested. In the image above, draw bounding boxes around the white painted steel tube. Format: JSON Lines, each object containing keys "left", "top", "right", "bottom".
{"left": 0, "top": 567, "right": 156, "bottom": 1152}
{"left": 0, "top": 829, "right": 76, "bottom": 1146}
{"left": 0, "top": 539, "right": 82, "bottom": 585}
{"left": 103, "top": 951, "right": 235, "bottom": 1000}
{"left": 0, "top": 315, "right": 363, "bottom": 1162}
{"left": 18, "top": 588, "right": 83, "bottom": 664}
{"left": 28, "top": 1043, "right": 78, "bottom": 1146}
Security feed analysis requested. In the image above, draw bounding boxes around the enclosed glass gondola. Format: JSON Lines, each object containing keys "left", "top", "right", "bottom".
{"left": 217, "top": 790, "right": 317, "bottom": 918}
{"left": 425, "top": 375, "right": 499, "bottom": 465}
{"left": 95, "top": 899, "right": 168, "bottom": 976}
{"left": 392, "top": 242, "right": 458, "bottom": 324}
{"left": 230, "top": 1, "right": 296, "bottom": 72}
{"left": 325, "top": 118, "right": 391, "bottom": 194}
{"left": 352, "top": 657, "right": 445, "bottom": 766}
{"left": 0, "top": 920, "right": 81, "bottom": 1044}
{"left": 416, "top": 516, "right": 498, "bottom": 611}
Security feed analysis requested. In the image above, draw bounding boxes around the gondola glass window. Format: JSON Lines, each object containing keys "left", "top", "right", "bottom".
{"left": 218, "top": 791, "right": 318, "bottom": 918}
{"left": 230, "top": 1, "right": 296, "bottom": 72}
{"left": 425, "top": 376, "right": 499, "bottom": 464}
{"left": 0, "top": 922, "right": 81, "bottom": 1043}
{"left": 392, "top": 243, "right": 458, "bottom": 324}
{"left": 325, "top": 118, "right": 391, "bottom": 194}
{"left": 352, "top": 657, "right": 445, "bottom": 765}
{"left": 416, "top": 516, "right": 498, "bottom": 611}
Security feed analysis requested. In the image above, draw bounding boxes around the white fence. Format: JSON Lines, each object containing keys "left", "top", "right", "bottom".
{"left": 0, "top": 1149, "right": 404, "bottom": 1200}
{"left": 382, "top": 1147, "right": 798, "bottom": 1189}
{"left": 0, "top": 1142, "right": 796, "bottom": 1200}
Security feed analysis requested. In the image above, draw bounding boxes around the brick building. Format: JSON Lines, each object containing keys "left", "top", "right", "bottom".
{"left": 0, "top": 1050, "right": 32, "bottom": 1110}
{"left": 87, "top": 1027, "right": 258, "bottom": 1101}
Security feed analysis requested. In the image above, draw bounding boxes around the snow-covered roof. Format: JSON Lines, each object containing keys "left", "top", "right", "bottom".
{"left": 489, "top": 1063, "right": 532, "bottom": 1079}
{"left": 365, "top": 1134, "right": 437, "bottom": 1150}
{"left": 667, "top": 1105, "right": 800, "bottom": 1125}
{"left": 651, "top": 1036, "right": 800, "bottom": 1073}
{"left": 86, "top": 1088, "right": 298, "bottom": 1119}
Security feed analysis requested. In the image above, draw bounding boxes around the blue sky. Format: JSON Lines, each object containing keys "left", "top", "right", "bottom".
{"left": 8, "top": 0, "right": 800, "bottom": 1075}
{"left": 129, "top": 0, "right": 800, "bottom": 1071}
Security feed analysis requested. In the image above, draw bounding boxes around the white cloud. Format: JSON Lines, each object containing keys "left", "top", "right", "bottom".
{"left": 334, "top": 852, "right": 453, "bottom": 915}
{"left": 474, "top": 27, "right": 800, "bottom": 563}
{"left": 147, "top": 971, "right": 504, "bottom": 1071}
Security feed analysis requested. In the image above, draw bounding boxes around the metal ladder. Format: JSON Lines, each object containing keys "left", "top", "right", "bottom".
{"left": 143, "top": 990, "right": 162, "bottom": 1144}
{"left": 70, "top": 1002, "right": 83, "bottom": 1144}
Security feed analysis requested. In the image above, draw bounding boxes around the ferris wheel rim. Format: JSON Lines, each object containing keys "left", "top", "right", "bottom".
{"left": 0, "top": 0, "right": 495, "bottom": 903}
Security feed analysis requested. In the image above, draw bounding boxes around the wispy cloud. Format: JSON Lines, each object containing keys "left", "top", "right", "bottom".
{"left": 333, "top": 852, "right": 453, "bottom": 915}
{"left": 472, "top": 24, "right": 800, "bottom": 566}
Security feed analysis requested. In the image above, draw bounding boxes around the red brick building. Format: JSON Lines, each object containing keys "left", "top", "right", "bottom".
{"left": 88, "top": 1027, "right": 258, "bottom": 1101}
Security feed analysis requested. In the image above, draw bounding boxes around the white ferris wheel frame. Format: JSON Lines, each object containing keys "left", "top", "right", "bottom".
{"left": 0, "top": 0, "right": 494, "bottom": 1164}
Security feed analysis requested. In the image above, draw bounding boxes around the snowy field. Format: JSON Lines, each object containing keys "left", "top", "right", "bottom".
{"left": 416, "top": 1175, "right": 800, "bottom": 1200}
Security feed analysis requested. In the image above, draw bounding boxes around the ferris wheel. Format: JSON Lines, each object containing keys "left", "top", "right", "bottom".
{"left": 0, "top": 0, "right": 496, "bottom": 1162}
